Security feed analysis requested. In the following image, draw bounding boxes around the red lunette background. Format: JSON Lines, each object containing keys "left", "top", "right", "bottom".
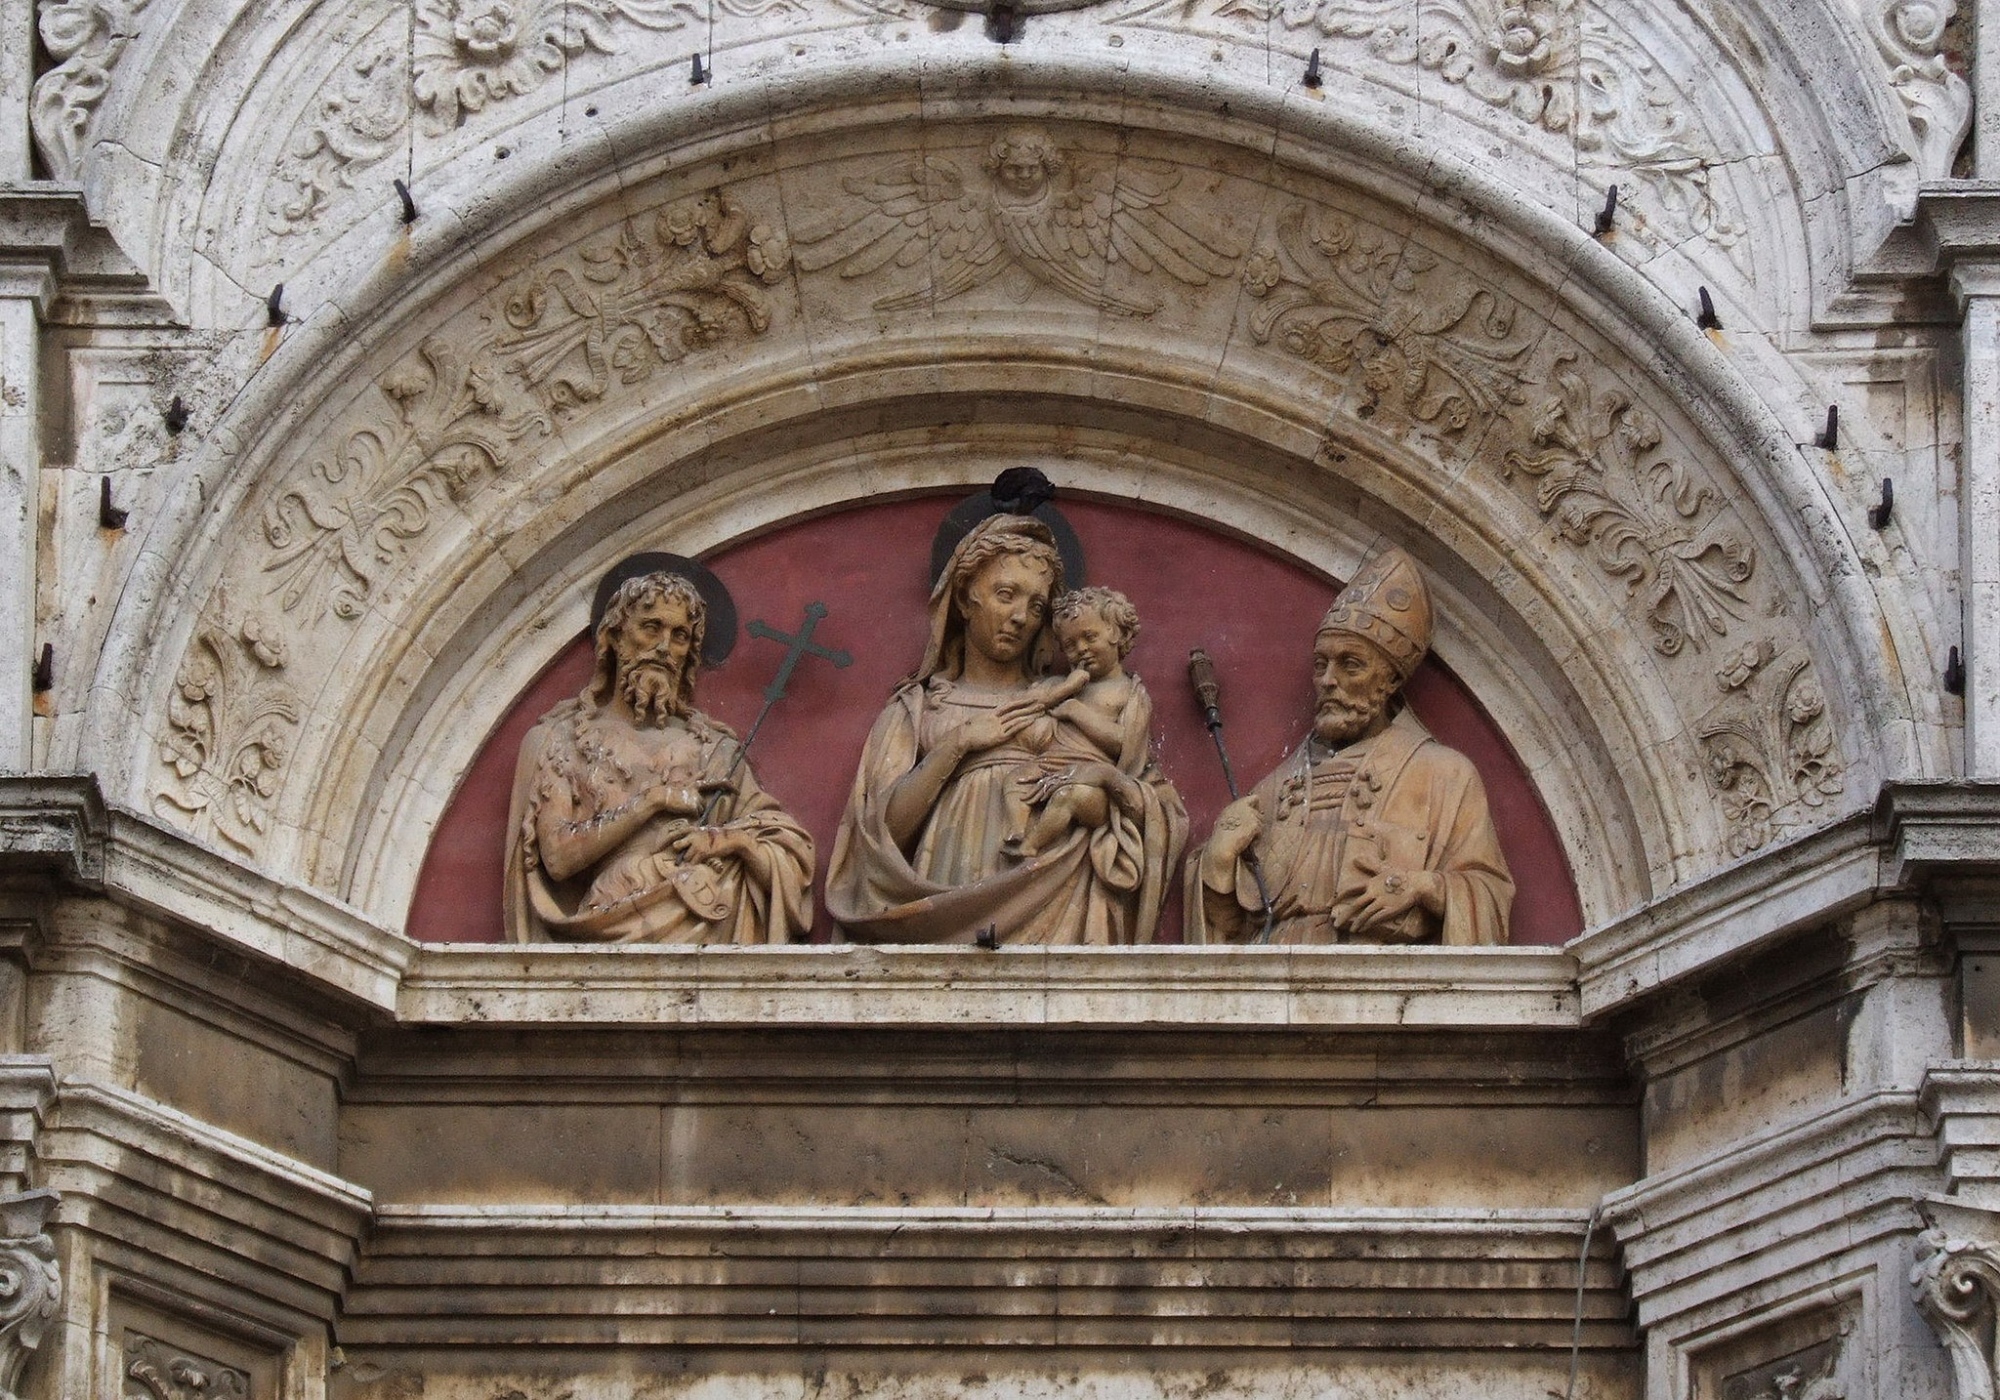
{"left": 408, "top": 494, "right": 1583, "bottom": 944}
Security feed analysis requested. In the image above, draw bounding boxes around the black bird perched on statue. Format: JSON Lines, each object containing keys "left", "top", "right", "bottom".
{"left": 931, "top": 467, "right": 1085, "bottom": 587}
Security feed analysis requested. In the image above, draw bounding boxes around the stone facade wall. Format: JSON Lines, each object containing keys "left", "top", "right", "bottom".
{"left": 0, "top": 0, "right": 1998, "bottom": 1395}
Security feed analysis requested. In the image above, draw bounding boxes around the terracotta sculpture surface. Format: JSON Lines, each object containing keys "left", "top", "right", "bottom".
{"left": 505, "top": 572, "right": 815, "bottom": 944}
{"left": 1187, "top": 547, "right": 1515, "bottom": 946}
{"left": 827, "top": 516, "right": 1186, "bottom": 945}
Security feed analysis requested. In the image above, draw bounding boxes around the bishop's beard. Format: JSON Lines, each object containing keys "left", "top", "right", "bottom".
{"left": 619, "top": 660, "right": 687, "bottom": 727}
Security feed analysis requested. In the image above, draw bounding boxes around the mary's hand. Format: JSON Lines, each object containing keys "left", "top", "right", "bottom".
{"left": 958, "top": 699, "right": 1041, "bottom": 755}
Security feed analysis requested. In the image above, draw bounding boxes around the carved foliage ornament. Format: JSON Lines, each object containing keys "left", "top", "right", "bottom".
{"left": 264, "top": 15, "right": 413, "bottom": 241}
{"left": 1243, "top": 205, "right": 1532, "bottom": 447}
{"left": 1913, "top": 1227, "right": 2000, "bottom": 1400}
{"left": 260, "top": 189, "right": 787, "bottom": 626}
{"left": 124, "top": 1337, "right": 249, "bottom": 1400}
{"left": 1123, "top": 0, "right": 1746, "bottom": 262}
{"left": 155, "top": 591, "right": 302, "bottom": 855}
{"left": 0, "top": 1191, "right": 61, "bottom": 1400}
{"left": 1857, "top": 0, "right": 1971, "bottom": 178}
{"left": 157, "top": 190, "right": 788, "bottom": 849}
{"left": 29, "top": 0, "right": 153, "bottom": 180}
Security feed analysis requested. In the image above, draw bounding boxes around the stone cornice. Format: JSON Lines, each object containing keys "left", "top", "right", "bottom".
{"left": 395, "top": 943, "right": 1583, "bottom": 1030}
{"left": 1571, "top": 812, "right": 1881, "bottom": 1020}
{"left": 348, "top": 1203, "right": 1630, "bottom": 1351}
{"left": 5, "top": 777, "right": 1997, "bottom": 1031}
{"left": 0, "top": 186, "right": 158, "bottom": 313}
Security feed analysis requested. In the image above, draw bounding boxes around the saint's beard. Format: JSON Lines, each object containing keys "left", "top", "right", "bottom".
{"left": 618, "top": 660, "right": 687, "bottom": 727}
{"left": 1313, "top": 685, "right": 1394, "bottom": 746}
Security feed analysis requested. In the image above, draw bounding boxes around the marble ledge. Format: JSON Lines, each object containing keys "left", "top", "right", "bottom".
{"left": 395, "top": 943, "right": 1582, "bottom": 1029}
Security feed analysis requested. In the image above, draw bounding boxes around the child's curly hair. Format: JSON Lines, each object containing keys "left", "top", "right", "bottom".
{"left": 1052, "top": 587, "right": 1140, "bottom": 660}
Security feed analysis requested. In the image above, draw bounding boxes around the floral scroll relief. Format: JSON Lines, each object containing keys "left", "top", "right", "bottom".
{"left": 413, "top": 0, "right": 803, "bottom": 128}
{"left": 1501, "top": 354, "right": 1756, "bottom": 658}
{"left": 1696, "top": 640, "right": 1843, "bottom": 855}
{"left": 154, "top": 593, "right": 302, "bottom": 855}
{"left": 124, "top": 1337, "right": 250, "bottom": 1400}
{"left": 1857, "top": 0, "right": 1971, "bottom": 178}
{"left": 264, "top": 21, "right": 414, "bottom": 240}
{"left": 29, "top": 0, "right": 153, "bottom": 180}
{"left": 252, "top": 189, "right": 788, "bottom": 635}
{"left": 1157, "top": 0, "right": 1746, "bottom": 262}
{"left": 1241, "top": 205, "right": 1534, "bottom": 448}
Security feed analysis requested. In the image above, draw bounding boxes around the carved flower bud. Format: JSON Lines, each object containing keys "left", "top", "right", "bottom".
{"left": 453, "top": 3, "right": 521, "bottom": 60}
{"left": 745, "top": 225, "right": 791, "bottom": 281}
{"left": 1242, "top": 249, "right": 1283, "bottom": 297}
{"left": 1492, "top": 7, "right": 1555, "bottom": 73}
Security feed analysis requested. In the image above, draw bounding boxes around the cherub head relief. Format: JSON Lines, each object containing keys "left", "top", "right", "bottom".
{"left": 985, "top": 129, "right": 1064, "bottom": 198}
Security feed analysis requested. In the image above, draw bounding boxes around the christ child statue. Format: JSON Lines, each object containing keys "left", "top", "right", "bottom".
{"left": 1003, "top": 586, "right": 1156, "bottom": 858}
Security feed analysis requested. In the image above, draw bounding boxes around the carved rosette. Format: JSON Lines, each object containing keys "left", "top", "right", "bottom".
{"left": 123, "top": 1336, "right": 249, "bottom": 1400}
{"left": 0, "top": 1191, "right": 61, "bottom": 1400}
{"left": 1913, "top": 1228, "right": 2000, "bottom": 1400}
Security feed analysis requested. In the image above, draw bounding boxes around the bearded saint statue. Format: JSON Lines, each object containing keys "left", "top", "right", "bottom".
{"left": 504, "top": 571, "right": 815, "bottom": 944}
{"left": 1186, "top": 546, "right": 1515, "bottom": 946}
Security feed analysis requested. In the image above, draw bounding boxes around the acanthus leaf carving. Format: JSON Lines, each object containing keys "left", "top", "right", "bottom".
{"left": 1242, "top": 204, "right": 1534, "bottom": 446}
{"left": 1696, "top": 640, "right": 1843, "bottom": 856}
{"left": 493, "top": 189, "right": 792, "bottom": 413}
{"left": 260, "top": 336, "right": 531, "bottom": 624}
{"left": 1858, "top": 0, "right": 1971, "bottom": 178}
{"left": 0, "top": 1190, "right": 61, "bottom": 1400}
{"left": 1914, "top": 1227, "right": 2000, "bottom": 1400}
{"left": 249, "top": 186, "right": 786, "bottom": 633}
{"left": 1135, "top": 0, "right": 1747, "bottom": 264}
{"left": 412, "top": 0, "right": 802, "bottom": 129}
{"left": 793, "top": 128, "right": 1243, "bottom": 316}
{"left": 1501, "top": 353, "right": 1756, "bottom": 657}
{"left": 29, "top": 0, "right": 154, "bottom": 180}
{"left": 264, "top": 20, "right": 414, "bottom": 241}
{"left": 153, "top": 591, "right": 302, "bottom": 855}
{"left": 123, "top": 1336, "right": 249, "bottom": 1400}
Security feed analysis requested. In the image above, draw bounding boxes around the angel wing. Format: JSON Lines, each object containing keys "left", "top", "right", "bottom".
{"left": 791, "top": 157, "right": 1006, "bottom": 310}
{"left": 1001, "top": 160, "right": 1244, "bottom": 316}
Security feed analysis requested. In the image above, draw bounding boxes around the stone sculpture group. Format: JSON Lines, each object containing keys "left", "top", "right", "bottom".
{"left": 506, "top": 514, "right": 1516, "bottom": 947}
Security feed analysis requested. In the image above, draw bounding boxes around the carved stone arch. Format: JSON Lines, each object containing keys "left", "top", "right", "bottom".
{"left": 82, "top": 87, "right": 1918, "bottom": 937}
{"left": 33, "top": 0, "right": 1951, "bottom": 332}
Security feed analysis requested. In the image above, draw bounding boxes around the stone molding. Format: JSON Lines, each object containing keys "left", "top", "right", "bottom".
{"left": 1877, "top": 782, "right": 2000, "bottom": 888}
{"left": 1604, "top": 1091, "right": 1933, "bottom": 1332}
{"left": 39, "top": 1078, "right": 372, "bottom": 1327}
{"left": 0, "top": 775, "right": 411, "bottom": 1013}
{"left": 396, "top": 943, "right": 1582, "bottom": 1029}
{"left": 1922, "top": 1065, "right": 2000, "bottom": 1202}
{"left": 1571, "top": 811, "right": 1881, "bottom": 1019}
{"left": 343, "top": 1202, "right": 1630, "bottom": 1350}
{"left": 3, "top": 773, "right": 1988, "bottom": 1033}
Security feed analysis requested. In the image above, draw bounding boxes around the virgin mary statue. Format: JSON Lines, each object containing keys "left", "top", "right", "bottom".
{"left": 826, "top": 514, "right": 1186, "bottom": 944}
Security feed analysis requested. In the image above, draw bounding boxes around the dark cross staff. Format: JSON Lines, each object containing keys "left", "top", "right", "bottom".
{"left": 699, "top": 602, "right": 852, "bottom": 822}
{"left": 1188, "top": 648, "right": 1276, "bottom": 942}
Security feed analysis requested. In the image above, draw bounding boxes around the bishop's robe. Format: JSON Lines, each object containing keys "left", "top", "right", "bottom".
{"left": 1186, "top": 707, "right": 1513, "bottom": 946}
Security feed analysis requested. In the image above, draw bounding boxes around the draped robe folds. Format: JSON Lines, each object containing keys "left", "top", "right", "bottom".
{"left": 505, "top": 700, "right": 815, "bottom": 944}
{"left": 1185, "top": 708, "right": 1514, "bottom": 946}
{"left": 827, "top": 678, "right": 1187, "bottom": 944}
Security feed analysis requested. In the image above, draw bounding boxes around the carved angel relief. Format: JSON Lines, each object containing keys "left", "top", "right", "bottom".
{"left": 1243, "top": 205, "right": 1533, "bottom": 447}
{"left": 793, "top": 128, "right": 1243, "bottom": 316}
